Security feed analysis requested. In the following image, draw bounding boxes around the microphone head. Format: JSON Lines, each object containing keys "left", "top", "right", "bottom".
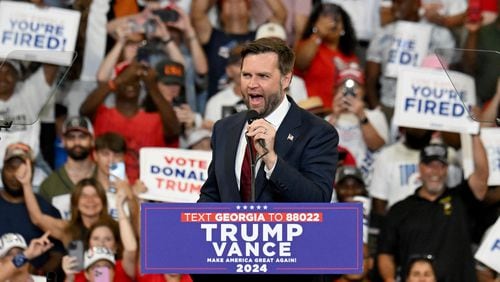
{"left": 246, "top": 110, "right": 260, "bottom": 124}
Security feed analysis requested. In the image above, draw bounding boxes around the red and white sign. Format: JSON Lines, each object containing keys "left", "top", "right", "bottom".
{"left": 139, "top": 147, "right": 211, "bottom": 203}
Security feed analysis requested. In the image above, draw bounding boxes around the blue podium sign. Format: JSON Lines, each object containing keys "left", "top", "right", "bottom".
{"left": 141, "top": 202, "right": 363, "bottom": 274}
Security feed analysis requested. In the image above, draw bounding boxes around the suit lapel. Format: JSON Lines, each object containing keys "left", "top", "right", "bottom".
{"left": 255, "top": 100, "right": 303, "bottom": 200}
{"left": 274, "top": 102, "right": 302, "bottom": 158}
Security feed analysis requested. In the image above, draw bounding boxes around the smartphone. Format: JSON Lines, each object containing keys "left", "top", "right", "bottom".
{"left": 109, "top": 162, "right": 126, "bottom": 182}
{"left": 67, "top": 240, "right": 84, "bottom": 272}
{"left": 172, "top": 92, "right": 187, "bottom": 107}
{"left": 46, "top": 272, "right": 57, "bottom": 282}
{"left": 153, "top": 8, "right": 180, "bottom": 23}
{"left": 342, "top": 78, "right": 356, "bottom": 97}
{"left": 94, "top": 266, "right": 110, "bottom": 282}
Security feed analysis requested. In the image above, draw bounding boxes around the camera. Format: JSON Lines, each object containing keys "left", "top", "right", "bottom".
{"left": 221, "top": 100, "right": 247, "bottom": 118}
{"left": 153, "top": 8, "right": 180, "bottom": 23}
{"left": 136, "top": 40, "right": 166, "bottom": 65}
{"left": 342, "top": 78, "right": 356, "bottom": 97}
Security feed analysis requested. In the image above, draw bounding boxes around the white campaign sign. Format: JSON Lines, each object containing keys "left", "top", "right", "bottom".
{"left": 384, "top": 21, "right": 431, "bottom": 78}
{"left": 481, "top": 128, "right": 500, "bottom": 185}
{"left": 139, "top": 148, "right": 211, "bottom": 203}
{"left": 475, "top": 217, "right": 500, "bottom": 273}
{"left": 393, "top": 67, "right": 480, "bottom": 134}
{"left": 462, "top": 128, "right": 500, "bottom": 186}
{"left": 0, "top": 1, "right": 80, "bottom": 65}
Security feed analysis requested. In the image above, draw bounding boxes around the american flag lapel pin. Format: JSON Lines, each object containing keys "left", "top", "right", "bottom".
{"left": 287, "top": 134, "right": 294, "bottom": 141}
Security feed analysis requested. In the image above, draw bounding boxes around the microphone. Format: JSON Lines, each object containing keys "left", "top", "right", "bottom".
{"left": 246, "top": 110, "right": 266, "bottom": 149}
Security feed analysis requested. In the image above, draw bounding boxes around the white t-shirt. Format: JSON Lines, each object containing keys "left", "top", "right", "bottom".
{"left": 289, "top": 75, "right": 308, "bottom": 104}
{"left": 421, "top": 0, "right": 467, "bottom": 16}
{"left": 333, "top": 109, "right": 389, "bottom": 184}
{"left": 368, "top": 140, "right": 462, "bottom": 208}
{"left": 204, "top": 84, "right": 244, "bottom": 123}
{"left": 0, "top": 68, "right": 51, "bottom": 162}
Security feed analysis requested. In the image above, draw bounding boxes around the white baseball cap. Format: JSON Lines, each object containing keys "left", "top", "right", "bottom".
{"left": 255, "top": 22, "right": 287, "bottom": 41}
{"left": 0, "top": 233, "right": 27, "bottom": 257}
{"left": 84, "top": 246, "right": 115, "bottom": 270}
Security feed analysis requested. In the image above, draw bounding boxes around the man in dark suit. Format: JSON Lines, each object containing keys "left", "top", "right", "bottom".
{"left": 193, "top": 38, "right": 338, "bottom": 282}
{"left": 198, "top": 37, "right": 339, "bottom": 204}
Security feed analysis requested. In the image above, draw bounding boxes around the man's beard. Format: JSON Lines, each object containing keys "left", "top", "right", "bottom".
{"left": 426, "top": 182, "right": 446, "bottom": 195}
{"left": 66, "top": 146, "right": 91, "bottom": 161}
{"left": 1, "top": 172, "right": 23, "bottom": 198}
{"left": 244, "top": 81, "right": 284, "bottom": 118}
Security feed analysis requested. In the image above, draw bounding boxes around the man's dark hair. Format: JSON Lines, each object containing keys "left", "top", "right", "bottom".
{"left": 240, "top": 38, "right": 295, "bottom": 76}
{"left": 95, "top": 132, "right": 127, "bottom": 153}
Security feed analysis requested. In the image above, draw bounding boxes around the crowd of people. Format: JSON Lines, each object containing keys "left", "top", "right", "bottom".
{"left": 0, "top": 0, "right": 498, "bottom": 281}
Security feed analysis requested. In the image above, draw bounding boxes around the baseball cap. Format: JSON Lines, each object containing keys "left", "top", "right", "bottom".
{"left": 337, "top": 65, "right": 365, "bottom": 86}
{"left": 62, "top": 116, "right": 94, "bottom": 136}
{"left": 4, "top": 143, "right": 34, "bottom": 163}
{"left": 83, "top": 246, "right": 115, "bottom": 270}
{"left": 420, "top": 144, "right": 448, "bottom": 165}
{"left": 255, "top": 22, "right": 287, "bottom": 41}
{"left": 335, "top": 165, "right": 364, "bottom": 185}
{"left": 0, "top": 233, "right": 27, "bottom": 257}
{"left": 155, "top": 59, "right": 185, "bottom": 86}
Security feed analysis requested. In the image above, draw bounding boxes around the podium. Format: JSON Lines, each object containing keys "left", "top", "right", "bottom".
{"left": 141, "top": 202, "right": 363, "bottom": 274}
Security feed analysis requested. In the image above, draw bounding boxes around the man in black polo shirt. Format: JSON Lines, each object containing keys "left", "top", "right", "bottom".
{"left": 377, "top": 136, "right": 489, "bottom": 282}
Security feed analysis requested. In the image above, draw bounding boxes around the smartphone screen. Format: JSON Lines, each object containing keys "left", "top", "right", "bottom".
{"left": 109, "top": 162, "right": 126, "bottom": 182}
{"left": 67, "top": 240, "right": 84, "bottom": 272}
{"left": 94, "top": 266, "right": 110, "bottom": 282}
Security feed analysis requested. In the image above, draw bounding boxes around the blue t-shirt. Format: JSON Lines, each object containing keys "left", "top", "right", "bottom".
{"left": 203, "top": 28, "right": 255, "bottom": 98}
{"left": 0, "top": 192, "right": 65, "bottom": 268}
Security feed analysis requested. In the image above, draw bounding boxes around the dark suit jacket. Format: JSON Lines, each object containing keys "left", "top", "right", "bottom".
{"left": 198, "top": 97, "right": 339, "bottom": 203}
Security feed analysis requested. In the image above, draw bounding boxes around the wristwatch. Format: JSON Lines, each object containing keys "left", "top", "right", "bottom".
{"left": 12, "top": 253, "right": 29, "bottom": 268}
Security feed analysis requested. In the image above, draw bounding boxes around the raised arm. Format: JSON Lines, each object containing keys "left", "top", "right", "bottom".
{"left": 294, "top": 36, "right": 321, "bottom": 71}
{"left": 468, "top": 134, "right": 489, "bottom": 200}
{"left": 378, "top": 253, "right": 397, "bottom": 282}
{"left": 116, "top": 189, "right": 137, "bottom": 279}
{"left": 0, "top": 232, "right": 54, "bottom": 281}
{"left": 141, "top": 65, "right": 181, "bottom": 140}
{"left": 79, "top": 81, "right": 112, "bottom": 120}
{"left": 190, "top": 0, "right": 215, "bottom": 45}
{"left": 17, "top": 161, "right": 69, "bottom": 245}
{"left": 480, "top": 79, "right": 500, "bottom": 127}
{"left": 151, "top": 17, "right": 186, "bottom": 66}
{"left": 263, "top": 0, "right": 287, "bottom": 25}
{"left": 96, "top": 23, "right": 130, "bottom": 82}
{"left": 170, "top": 6, "right": 208, "bottom": 75}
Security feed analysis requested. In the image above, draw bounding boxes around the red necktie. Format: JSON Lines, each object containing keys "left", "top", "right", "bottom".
{"left": 240, "top": 140, "right": 255, "bottom": 202}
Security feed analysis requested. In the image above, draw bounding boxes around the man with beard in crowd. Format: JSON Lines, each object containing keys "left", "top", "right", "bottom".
{"left": 0, "top": 143, "right": 65, "bottom": 275}
{"left": 39, "top": 116, "right": 96, "bottom": 205}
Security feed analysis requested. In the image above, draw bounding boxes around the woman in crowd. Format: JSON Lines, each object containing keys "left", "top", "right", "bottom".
{"left": 18, "top": 160, "right": 112, "bottom": 247}
{"left": 295, "top": 2, "right": 358, "bottom": 110}
{"left": 405, "top": 255, "right": 437, "bottom": 282}
{"left": 62, "top": 189, "right": 136, "bottom": 281}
